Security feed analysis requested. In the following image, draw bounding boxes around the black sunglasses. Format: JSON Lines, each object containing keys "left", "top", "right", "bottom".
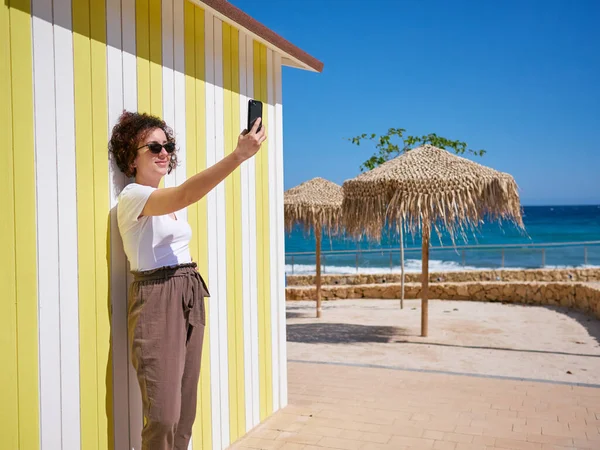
{"left": 137, "top": 141, "right": 176, "bottom": 154}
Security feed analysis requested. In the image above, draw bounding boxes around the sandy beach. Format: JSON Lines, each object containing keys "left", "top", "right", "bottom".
{"left": 286, "top": 299, "right": 600, "bottom": 385}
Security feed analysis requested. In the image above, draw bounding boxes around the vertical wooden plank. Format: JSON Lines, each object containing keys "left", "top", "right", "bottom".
{"left": 238, "top": 31, "right": 255, "bottom": 432}
{"left": 253, "top": 40, "right": 267, "bottom": 421}
{"left": 54, "top": 1, "right": 82, "bottom": 447}
{"left": 73, "top": 0, "right": 98, "bottom": 441}
{"left": 231, "top": 26, "right": 246, "bottom": 440}
{"left": 73, "top": 0, "right": 112, "bottom": 445}
{"left": 204, "top": 10, "right": 224, "bottom": 450}
{"left": 32, "top": 0, "right": 62, "bottom": 446}
{"left": 106, "top": 0, "right": 131, "bottom": 446}
{"left": 185, "top": 4, "right": 213, "bottom": 449}
{"left": 245, "top": 36, "right": 260, "bottom": 428}
{"left": 1, "top": 1, "right": 19, "bottom": 448}
{"left": 136, "top": 0, "right": 150, "bottom": 113}
{"left": 9, "top": 0, "right": 40, "bottom": 448}
{"left": 224, "top": 22, "right": 245, "bottom": 443}
{"left": 266, "top": 48, "right": 279, "bottom": 411}
{"left": 213, "top": 17, "right": 231, "bottom": 448}
{"left": 253, "top": 40, "right": 273, "bottom": 420}
{"left": 223, "top": 21, "right": 239, "bottom": 443}
{"left": 273, "top": 53, "right": 288, "bottom": 408}
{"left": 184, "top": 4, "right": 199, "bottom": 447}
{"left": 121, "top": 0, "right": 142, "bottom": 445}
{"left": 194, "top": 6, "right": 213, "bottom": 447}
{"left": 91, "top": 0, "right": 111, "bottom": 446}
{"left": 173, "top": 0, "right": 187, "bottom": 199}
{"left": 149, "top": 0, "right": 162, "bottom": 116}
{"left": 162, "top": 0, "right": 176, "bottom": 188}
{"left": 262, "top": 44, "right": 273, "bottom": 417}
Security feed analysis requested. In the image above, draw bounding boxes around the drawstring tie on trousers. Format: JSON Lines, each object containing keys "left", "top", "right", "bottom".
{"left": 131, "top": 262, "right": 210, "bottom": 328}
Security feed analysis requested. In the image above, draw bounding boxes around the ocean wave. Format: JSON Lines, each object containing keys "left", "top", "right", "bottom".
{"left": 285, "top": 259, "right": 482, "bottom": 275}
{"left": 285, "top": 260, "right": 599, "bottom": 275}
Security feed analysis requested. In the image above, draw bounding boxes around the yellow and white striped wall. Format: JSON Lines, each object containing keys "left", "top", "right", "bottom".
{"left": 1, "top": 0, "right": 296, "bottom": 448}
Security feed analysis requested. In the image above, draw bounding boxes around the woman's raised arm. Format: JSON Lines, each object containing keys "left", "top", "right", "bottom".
{"left": 141, "top": 118, "right": 266, "bottom": 217}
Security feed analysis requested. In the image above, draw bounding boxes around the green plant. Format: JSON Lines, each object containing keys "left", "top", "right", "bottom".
{"left": 347, "top": 128, "right": 486, "bottom": 172}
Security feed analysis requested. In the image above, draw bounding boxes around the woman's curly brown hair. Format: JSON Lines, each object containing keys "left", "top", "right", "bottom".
{"left": 109, "top": 110, "right": 178, "bottom": 178}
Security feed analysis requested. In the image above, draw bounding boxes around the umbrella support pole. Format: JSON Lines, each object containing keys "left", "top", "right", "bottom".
{"left": 316, "top": 226, "right": 322, "bottom": 318}
{"left": 400, "top": 224, "right": 404, "bottom": 309}
{"left": 421, "top": 226, "right": 430, "bottom": 337}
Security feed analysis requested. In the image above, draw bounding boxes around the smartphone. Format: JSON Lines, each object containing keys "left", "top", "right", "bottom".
{"left": 247, "top": 99, "right": 263, "bottom": 133}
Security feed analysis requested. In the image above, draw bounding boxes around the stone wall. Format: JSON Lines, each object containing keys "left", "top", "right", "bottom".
{"left": 287, "top": 268, "right": 600, "bottom": 286}
{"left": 286, "top": 282, "right": 600, "bottom": 320}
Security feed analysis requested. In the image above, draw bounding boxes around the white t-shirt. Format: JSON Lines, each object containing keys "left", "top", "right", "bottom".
{"left": 117, "top": 183, "right": 192, "bottom": 271}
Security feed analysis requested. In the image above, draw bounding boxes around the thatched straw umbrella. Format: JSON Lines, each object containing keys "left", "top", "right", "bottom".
{"left": 342, "top": 145, "right": 524, "bottom": 336}
{"left": 285, "top": 177, "right": 343, "bottom": 318}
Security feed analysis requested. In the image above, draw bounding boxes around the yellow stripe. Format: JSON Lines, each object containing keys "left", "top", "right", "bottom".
{"left": 185, "top": 4, "right": 212, "bottom": 449}
{"left": 136, "top": 0, "right": 162, "bottom": 116}
{"left": 90, "top": 0, "right": 112, "bottom": 446}
{"left": 135, "top": 0, "right": 150, "bottom": 113}
{"left": 137, "top": 0, "right": 162, "bottom": 188}
{"left": 148, "top": 0, "right": 162, "bottom": 116}
{"left": 0, "top": 3, "right": 18, "bottom": 448}
{"left": 73, "top": 0, "right": 112, "bottom": 447}
{"left": 254, "top": 40, "right": 273, "bottom": 420}
{"left": 224, "top": 23, "right": 245, "bottom": 442}
{"left": 136, "top": 0, "right": 164, "bottom": 182}
{"left": 259, "top": 43, "right": 273, "bottom": 417}
{"left": 2, "top": 1, "right": 39, "bottom": 448}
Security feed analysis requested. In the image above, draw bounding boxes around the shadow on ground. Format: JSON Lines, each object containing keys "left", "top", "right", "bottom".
{"left": 287, "top": 311, "right": 315, "bottom": 319}
{"left": 286, "top": 305, "right": 318, "bottom": 320}
{"left": 286, "top": 323, "right": 409, "bottom": 344}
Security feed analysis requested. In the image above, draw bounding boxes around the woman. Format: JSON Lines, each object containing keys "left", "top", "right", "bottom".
{"left": 109, "top": 111, "right": 265, "bottom": 450}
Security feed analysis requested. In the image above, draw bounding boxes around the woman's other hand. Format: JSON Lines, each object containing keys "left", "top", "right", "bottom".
{"left": 234, "top": 118, "right": 266, "bottom": 161}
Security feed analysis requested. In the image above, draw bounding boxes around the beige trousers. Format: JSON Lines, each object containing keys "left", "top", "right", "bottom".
{"left": 128, "top": 263, "right": 209, "bottom": 450}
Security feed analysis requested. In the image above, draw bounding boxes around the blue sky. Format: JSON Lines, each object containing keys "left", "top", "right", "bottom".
{"left": 231, "top": 0, "right": 600, "bottom": 206}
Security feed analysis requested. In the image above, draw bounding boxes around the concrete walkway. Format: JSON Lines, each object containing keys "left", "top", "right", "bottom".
{"left": 231, "top": 361, "right": 600, "bottom": 449}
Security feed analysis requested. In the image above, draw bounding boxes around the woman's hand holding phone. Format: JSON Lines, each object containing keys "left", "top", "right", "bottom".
{"left": 234, "top": 117, "right": 266, "bottom": 162}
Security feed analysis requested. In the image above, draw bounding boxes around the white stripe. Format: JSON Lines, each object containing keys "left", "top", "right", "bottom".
{"left": 213, "top": 17, "right": 231, "bottom": 449}
{"left": 106, "top": 0, "right": 132, "bottom": 448}
{"left": 204, "top": 12, "right": 223, "bottom": 450}
{"left": 32, "top": 3, "right": 61, "bottom": 447}
{"left": 245, "top": 36, "right": 260, "bottom": 428}
{"left": 162, "top": 0, "right": 176, "bottom": 189}
{"left": 266, "top": 48, "right": 280, "bottom": 411}
{"left": 120, "top": 0, "right": 143, "bottom": 446}
{"left": 173, "top": 0, "right": 187, "bottom": 225}
{"left": 238, "top": 31, "right": 253, "bottom": 432}
{"left": 54, "top": 0, "right": 81, "bottom": 447}
{"left": 273, "top": 53, "right": 288, "bottom": 408}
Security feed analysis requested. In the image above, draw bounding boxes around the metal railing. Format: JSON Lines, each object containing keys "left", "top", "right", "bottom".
{"left": 285, "top": 240, "right": 600, "bottom": 275}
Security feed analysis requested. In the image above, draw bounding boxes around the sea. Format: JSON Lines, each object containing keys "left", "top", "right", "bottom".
{"left": 284, "top": 205, "right": 600, "bottom": 275}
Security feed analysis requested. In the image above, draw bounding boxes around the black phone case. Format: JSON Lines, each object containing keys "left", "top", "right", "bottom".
{"left": 247, "top": 99, "right": 263, "bottom": 132}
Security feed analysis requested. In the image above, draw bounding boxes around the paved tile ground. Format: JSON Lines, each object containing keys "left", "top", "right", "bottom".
{"left": 230, "top": 299, "right": 600, "bottom": 449}
{"left": 231, "top": 361, "right": 600, "bottom": 450}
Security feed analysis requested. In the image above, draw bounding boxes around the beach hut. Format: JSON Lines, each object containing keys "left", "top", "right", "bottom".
{"left": 341, "top": 145, "right": 524, "bottom": 337}
{"left": 284, "top": 177, "right": 343, "bottom": 318}
{"left": 1, "top": 0, "right": 322, "bottom": 449}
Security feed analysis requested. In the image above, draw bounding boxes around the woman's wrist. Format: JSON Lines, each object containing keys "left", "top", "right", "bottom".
{"left": 231, "top": 146, "right": 247, "bottom": 163}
